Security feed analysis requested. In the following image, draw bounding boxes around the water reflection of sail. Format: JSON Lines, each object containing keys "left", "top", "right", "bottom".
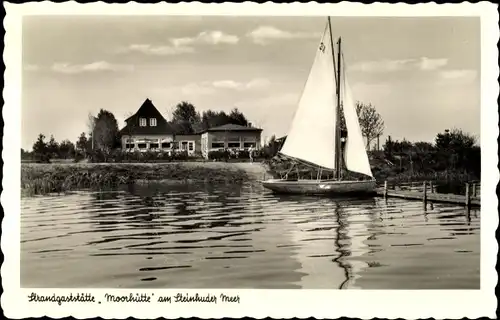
{"left": 340, "top": 205, "right": 372, "bottom": 289}
{"left": 283, "top": 196, "right": 348, "bottom": 289}
{"left": 333, "top": 199, "right": 376, "bottom": 289}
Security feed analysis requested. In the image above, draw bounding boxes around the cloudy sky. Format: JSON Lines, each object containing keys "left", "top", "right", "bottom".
{"left": 22, "top": 15, "right": 480, "bottom": 150}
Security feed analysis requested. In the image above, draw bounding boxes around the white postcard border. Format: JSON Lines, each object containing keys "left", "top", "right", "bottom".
{"left": 2, "top": 1, "right": 498, "bottom": 319}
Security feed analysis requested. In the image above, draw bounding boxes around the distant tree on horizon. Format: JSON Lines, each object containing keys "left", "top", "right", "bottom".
{"left": 92, "top": 109, "right": 120, "bottom": 159}
{"left": 32, "top": 133, "right": 49, "bottom": 163}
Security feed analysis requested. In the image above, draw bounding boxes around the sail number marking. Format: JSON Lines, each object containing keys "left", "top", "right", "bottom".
{"left": 319, "top": 42, "right": 326, "bottom": 53}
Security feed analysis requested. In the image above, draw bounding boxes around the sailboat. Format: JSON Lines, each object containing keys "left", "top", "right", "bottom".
{"left": 262, "top": 17, "right": 376, "bottom": 195}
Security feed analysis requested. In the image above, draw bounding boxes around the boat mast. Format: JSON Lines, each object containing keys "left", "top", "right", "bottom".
{"left": 328, "top": 16, "right": 342, "bottom": 180}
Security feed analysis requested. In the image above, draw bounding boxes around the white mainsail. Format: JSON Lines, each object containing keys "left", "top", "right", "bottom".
{"left": 341, "top": 57, "right": 374, "bottom": 178}
{"left": 280, "top": 23, "right": 338, "bottom": 170}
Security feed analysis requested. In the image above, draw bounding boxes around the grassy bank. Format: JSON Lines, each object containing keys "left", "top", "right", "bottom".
{"left": 265, "top": 152, "right": 479, "bottom": 185}
{"left": 21, "top": 162, "right": 250, "bottom": 196}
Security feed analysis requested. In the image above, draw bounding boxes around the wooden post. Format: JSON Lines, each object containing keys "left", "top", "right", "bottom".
{"left": 472, "top": 183, "right": 477, "bottom": 198}
{"left": 423, "top": 181, "right": 427, "bottom": 207}
{"left": 384, "top": 180, "right": 388, "bottom": 197}
{"left": 465, "top": 182, "right": 471, "bottom": 207}
{"left": 429, "top": 181, "right": 434, "bottom": 194}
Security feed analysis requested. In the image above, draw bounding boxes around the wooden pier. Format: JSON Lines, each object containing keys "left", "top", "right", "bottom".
{"left": 376, "top": 180, "right": 480, "bottom": 207}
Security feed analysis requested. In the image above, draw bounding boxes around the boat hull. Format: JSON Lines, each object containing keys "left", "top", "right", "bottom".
{"left": 262, "top": 179, "right": 376, "bottom": 196}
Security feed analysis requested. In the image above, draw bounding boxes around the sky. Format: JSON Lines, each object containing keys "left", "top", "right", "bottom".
{"left": 22, "top": 15, "right": 480, "bottom": 150}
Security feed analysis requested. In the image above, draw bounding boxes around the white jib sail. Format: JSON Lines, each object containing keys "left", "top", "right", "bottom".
{"left": 341, "top": 60, "right": 374, "bottom": 178}
{"left": 280, "top": 23, "right": 338, "bottom": 170}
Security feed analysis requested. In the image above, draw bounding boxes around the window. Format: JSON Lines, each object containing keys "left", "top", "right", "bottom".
{"left": 188, "top": 142, "right": 194, "bottom": 151}
{"left": 228, "top": 142, "right": 240, "bottom": 148}
{"left": 211, "top": 143, "right": 224, "bottom": 149}
{"left": 139, "top": 118, "right": 147, "bottom": 127}
{"left": 181, "top": 141, "right": 188, "bottom": 150}
{"left": 137, "top": 143, "right": 147, "bottom": 149}
{"left": 125, "top": 143, "right": 135, "bottom": 149}
{"left": 244, "top": 142, "right": 256, "bottom": 148}
{"left": 150, "top": 118, "right": 157, "bottom": 126}
{"left": 149, "top": 143, "right": 159, "bottom": 149}
{"left": 161, "top": 142, "right": 172, "bottom": 149}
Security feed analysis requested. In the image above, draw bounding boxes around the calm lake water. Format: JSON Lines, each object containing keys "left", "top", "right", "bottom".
{"left": 21, "top": 181, "right": 480, "bottom": 289}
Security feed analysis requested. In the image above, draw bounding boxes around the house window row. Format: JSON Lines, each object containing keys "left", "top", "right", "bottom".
{"left": 139, "top": 118, "right": 157, "bottom": 127}
{"left": 124, "top": 139, "right": 194, "bottom": 152}
{"left": 210, "top": 142, "right": 256, "bottom": 149}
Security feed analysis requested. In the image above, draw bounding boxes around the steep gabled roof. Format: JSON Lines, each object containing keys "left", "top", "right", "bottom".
{"left": 201, "top": 123, "right": 263, "bottom": 133}
{"left": 125, "top": 98, "right": 165, "bottom": 121}
{"left": 120, "top": 98, "right": 174, "bottom": 135}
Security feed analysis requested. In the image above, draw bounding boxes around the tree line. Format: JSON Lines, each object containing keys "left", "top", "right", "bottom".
{"left": 374, "top": 128, "right": 480, "bottom": 180}
{"left": 22, "top": 101, "right": 253, "bottom": 162}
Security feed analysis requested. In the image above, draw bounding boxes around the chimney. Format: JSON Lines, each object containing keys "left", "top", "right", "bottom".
{"left": 248, "top": 122, "right": 252, "bottom": 128}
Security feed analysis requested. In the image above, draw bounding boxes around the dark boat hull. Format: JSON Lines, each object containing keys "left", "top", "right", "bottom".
{"left": 262, "top": 179, "right": 376, "bottom": 196}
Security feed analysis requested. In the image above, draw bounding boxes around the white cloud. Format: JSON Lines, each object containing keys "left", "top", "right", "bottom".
{"left": 51, "top": 61, "right": 134, "bottom": 74}
{"left": 121, "top": 30, "right": 238, "bottom": 56}
{"left": 180, "top": 82, "right": 216, "bottom": 95}
{"left": 212, "top": 80, "right": 242, "bottom": 89}
{"left": 170, "top": 30, "right": 239, "bottom": 47}
{"left": 178, "top": 78, "right": 271, "bottom": 95}
{"left": 197, "top": 31, "right": 239, "bottom": 45}
{"left": 350, "top": 57, "right": 448, "bottom": 73}
{"left": 440, "top": 69, "right": 477, "bottom": 80}
{"left": 125, "top": 44, "right": 194, "bottom": 55}
{"left": 418, "top": 57, "right": 448, "bottom": 70}
{"left": 211, "top": 78, "right": 271, "bottom": 90}
{"left": 438, "top": 69, "right": 478, "bottom": 85}
{"left": 247, "top": 26, "right": 321, "bottom": 45}
{"left": 245, "top": 78, "right": 272, "bottom": 89}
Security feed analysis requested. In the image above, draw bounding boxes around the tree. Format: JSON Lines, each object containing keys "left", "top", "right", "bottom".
{"left": 87, "top": 112, "right": 97, "bottom": 150}
{"left": 32, "top": 133, "right": 49, "bottom": 162}
{"left": 47, "top": 135, "right": 59, "bottom": 158}
{"left": 435, "top": 128, "right": 478, "bottom": 172}
{"left": 228, "top": 108, "right": 249, "bottom": 126}
{"left": 76, "top": 132, "right": 89, "bottom": 153}
{"left": 59, "top": 140, "right": 76, "bottom": 159}
{"left": 201, "top": 110, "right": 231, "bottom": 130}
{"left": 171, "top": 101, "right": 201, "bottom": 134}
{"left": 92, "top": 109, "right": 120, "bottom": 159}
{"left": 340, "top": 101, "right": 384, "bottom": 150}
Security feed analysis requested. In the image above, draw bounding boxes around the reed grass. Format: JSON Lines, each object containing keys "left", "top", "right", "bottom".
{"left": 21, "top": 163, "right": 250, "bottom": 196}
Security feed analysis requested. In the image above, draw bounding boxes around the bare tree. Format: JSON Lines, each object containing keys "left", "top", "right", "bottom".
{"left": 357, "top": 102, "right": 384, "bottom": 150}
{"left": 340, "top": 102, "right": 384, "bottom": 150}
{"left": 87, "top": 112, "right": 96, "bottom": 150}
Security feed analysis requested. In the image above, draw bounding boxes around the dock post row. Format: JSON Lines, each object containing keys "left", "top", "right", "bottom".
{"left": 381, "top": 180, "right": 479, "bottom": 208}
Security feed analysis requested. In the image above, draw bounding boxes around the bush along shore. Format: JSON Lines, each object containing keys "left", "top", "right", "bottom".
{"left": 21, "top": 163, "right": 250, "bottom": 196}
{"left": 265, "top": 150, "right": 479, "bottom": 187}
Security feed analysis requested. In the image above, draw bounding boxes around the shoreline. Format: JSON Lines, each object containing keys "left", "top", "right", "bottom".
{"left": 21, "top": 162, "right": 259, "bottom": 196}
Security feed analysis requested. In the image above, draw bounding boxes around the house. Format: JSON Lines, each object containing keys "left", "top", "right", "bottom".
{"left": 200, "top": 123, "right": 263, "bottom": 158}
{"left": 119, "top": 98, "right": 199, "bottom": 156}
